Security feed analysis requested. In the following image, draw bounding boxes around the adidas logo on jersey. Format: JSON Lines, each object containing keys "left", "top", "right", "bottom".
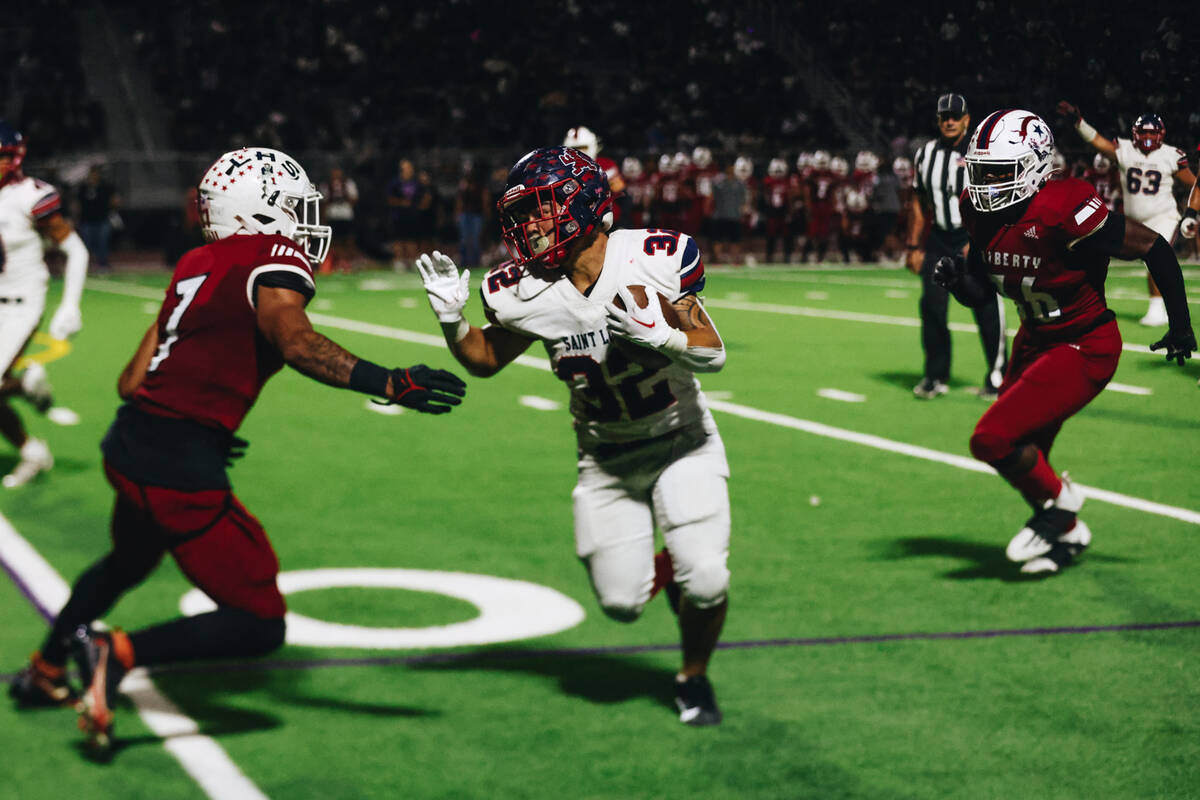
{"left": 1023, "top": 227, "right": 1039, "bottom": 240}
{"left": 270, "top": 243, "right": 302, "bottom": 260}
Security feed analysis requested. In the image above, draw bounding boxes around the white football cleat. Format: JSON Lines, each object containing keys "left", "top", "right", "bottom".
{"left": 46, "top": 406, "right": 81, "bottom": 426}
{"left": 19, "top": 362, "right": 53, "bottom": 413}
{"left": 3, "top": 437, "right": 53, "bottom": 488}
{"left": 1138, "top": 297, "right": 1168, "bottom": 327}
{"left": 1020, "top": 521, "right": 1092, "bottom": 574}
{"left": 1006, "top": 473, "right": 1085, "bottom": 563}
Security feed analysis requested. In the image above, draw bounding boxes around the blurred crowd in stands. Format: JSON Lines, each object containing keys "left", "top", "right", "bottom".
{"left": 8, "top": 0, "right": 1198, "bottom": 267}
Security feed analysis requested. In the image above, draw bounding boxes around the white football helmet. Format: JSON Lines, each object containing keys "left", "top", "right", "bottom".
{"left": 692, "top": 146, "right": 713, "bottom": 169}
{"left": 811, "top": 150, "right": 831, "bottom": 170}
{"left": 622, "top": 156, "right": 644, "bottom": 179}
{"left": 672, "top": 151, "right": 692, "bottom": 171}
{"left": 892, "top": 156, "right": 913, "bottom": 182}
{"left": 1093, "top": 153, "right": 1111, "bottom": 172}
{"left": 199, "top": 147, "right": 331, "bottom": 265}
{"left": 563, "top": 126, "right": 600, "bottom": 158}
{"left": 796, "top": 152, "right": 814, "bottom": 172}
{"left": 830, "top": 156, "right": 849, "bottom": 177}
{"left": 658, "top": 153, "right": 678, "bottom": 175}
{"left": 965, "top": 109, "right": 1055, "bottom": 212}
{"left": 733, "top": 156, "right": 753, "bottom": 179}
{"left": 767, "top": 157, "right": 788, "bottom": 177}
{"left": 854, "top": 150, "right": 879, "bottom": 173}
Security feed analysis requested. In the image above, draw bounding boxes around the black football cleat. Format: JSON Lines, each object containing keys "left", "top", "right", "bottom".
{"left": 9, "top": 652, "right": 79, "bottom": 708}
{"left": 674, "top": 674, "right": 722, "bottom": 727}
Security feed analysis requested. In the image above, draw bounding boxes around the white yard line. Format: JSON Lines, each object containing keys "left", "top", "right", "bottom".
{"left": 704, "top": 400, "right": 1200, "bottom": 526}
{"left": 85, "top": 279, "right": 1199, "bottom": 526}
{"left": 701, "top": 297, "right": 1159, "bottom": 354}
{"left": 0, "top": 513, "right": 268, "bottom": 800}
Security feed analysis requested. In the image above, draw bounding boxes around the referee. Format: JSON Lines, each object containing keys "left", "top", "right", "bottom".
{"left": 905, "top": 93, "right": 1007, "bottom": 399}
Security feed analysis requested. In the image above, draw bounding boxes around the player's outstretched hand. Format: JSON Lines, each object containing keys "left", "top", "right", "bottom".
{"left": 1149, "top": 327, "right": 1197, "bottom": 366}
{"left": 415, "top": 251, "right": 470, "bottom": 323}
{"left": 931, "top": 256, "right": 964, "bottom": 290}
{"left": 385, "top": 365, "right": 467, "bottom": 414}
{"left": 1056, "top": 101, "right": 1080, "bottom": 123}
{"left": 605, "top": 286, "right": 674, "bottom": 350}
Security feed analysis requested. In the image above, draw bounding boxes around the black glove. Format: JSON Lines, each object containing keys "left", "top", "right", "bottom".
{"left": 383, "top": 365, "right": 467, "bottom": 414}
{"left": 1056, "top": 100, "right": 1080, "bottom": 123}
{"left": 932, "top": 255, "right": 965, "bottom": 290}
{"left": 1149, "top": 327, "right": 1197, "bottom": 366}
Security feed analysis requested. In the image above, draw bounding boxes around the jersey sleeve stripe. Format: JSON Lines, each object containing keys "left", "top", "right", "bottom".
{"left": 679, "top": 238, "right": 705, "bottom": 292}
{"left": 245, "top": 264, "right": 315, "bottom": 309}
{"left": 1067, "top": 207, "right": 1110, "bottom": 250}
{"left": 31, "top": 192, "right": 62, "bottom": 219}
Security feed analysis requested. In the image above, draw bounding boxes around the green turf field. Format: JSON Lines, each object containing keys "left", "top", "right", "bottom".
{"left": 2, "top": 260, "right": 1198, "bottom": 799}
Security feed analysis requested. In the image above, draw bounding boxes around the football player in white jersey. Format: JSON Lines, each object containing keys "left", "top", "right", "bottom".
{"left": 417, "top": 146, "right": 730, "bottom": 726}
{"left": 1058, "top": 102, "right": 1196, "bottom": 326}
{"left": 0, "top": 122, "right": 89, "bottom": 487}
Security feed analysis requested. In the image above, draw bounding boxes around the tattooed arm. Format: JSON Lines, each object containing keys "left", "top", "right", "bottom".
{"left": 256, "top": 286, "right": 365, "bottom": 388}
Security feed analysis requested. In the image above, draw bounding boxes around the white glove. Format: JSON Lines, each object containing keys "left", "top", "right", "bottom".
{"left": 1181, "top": 214, "right": 1198, "bottom": 240}
{"left": 415, "top": 251, "right": 470, "bottom": 323}
{"left": 605, "top": 286, "right": 683, "bottom": 351}
{"left": 48, "top": 304, "right": 82, "bottom": 340}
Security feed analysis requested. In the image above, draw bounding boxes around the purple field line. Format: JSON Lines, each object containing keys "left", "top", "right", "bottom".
{"left": 0, "top": 556, "right": 57, "bottom": 625}
{"left": 5, "top": 619, "right": 1193, "bottom": 683}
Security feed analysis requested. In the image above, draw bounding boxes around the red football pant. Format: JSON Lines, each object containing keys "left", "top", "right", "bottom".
{"left": 105, "top": 462, "right": 286, "bottom": 619}
{"left": 970, "top": 320, "right": 1121, "bottom": 505}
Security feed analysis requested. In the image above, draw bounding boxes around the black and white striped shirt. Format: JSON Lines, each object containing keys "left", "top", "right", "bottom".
{"left": 913, "top": 137, "right": 968, "bottom": 232}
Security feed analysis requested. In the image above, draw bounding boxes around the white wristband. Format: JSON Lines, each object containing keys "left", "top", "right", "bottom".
{"left": 442, "top": 317, "right": 470, "bottom": 343}
{"left": 1076, "top": 118, "right": 1098, "bottom": 142}
{"left": 659, "top": 328, "right": 689, "bottom": 355}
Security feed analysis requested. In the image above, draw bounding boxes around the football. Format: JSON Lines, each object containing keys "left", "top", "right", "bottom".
{"left": 612, "top": 285, "right": 686, "bottom": 330}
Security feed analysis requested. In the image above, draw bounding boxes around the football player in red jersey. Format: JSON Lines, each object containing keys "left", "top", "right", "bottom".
{"left": 760, "top": 157, "right": 795, "bottom": 264}
{"left": 934, "top": 110, "right": 1194, "bottom": 575}
{"left": 8, "top": 147, "right": 466, "bottom": 755}
{"left": 1082, "top": 154, "right": 1121, "bottom": 212}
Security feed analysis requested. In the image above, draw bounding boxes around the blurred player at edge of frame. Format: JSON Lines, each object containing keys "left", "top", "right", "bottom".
{"left": 934, "top": 109, "right": 1194, "bottom": 576}
{"left": 417, "top": 145, "right": 730, "bottom": 726}
{"left": 1057, "top": 101, "right": 1196, "bottom": 327}
{"left": 8, "top": 146, "right": 467, "bottom": 759}
{"left": 0, "top": 121, "right": 89, "bottom": 488}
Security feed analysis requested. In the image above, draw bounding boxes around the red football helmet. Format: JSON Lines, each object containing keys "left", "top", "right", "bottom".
{"left": 498, "top": 146, "right": 613, "bottom": 268}
{"left": 1131, "top": 114, "right": 1165, "bottom": 154}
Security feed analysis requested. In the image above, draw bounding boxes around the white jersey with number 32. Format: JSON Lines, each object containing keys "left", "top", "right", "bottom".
{"left": 1112, "top": 138, "right": 1188, "bottom": 224}
{"left": 481, "top": 228, "right": 714, "bottom": 451}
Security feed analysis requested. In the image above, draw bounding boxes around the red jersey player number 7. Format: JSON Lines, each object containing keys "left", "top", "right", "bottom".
{"left": 933, "top": 109, "right": 1194, "bottom": 577}
{"left": 9, "top": 147, "right": 466, "bottom": 759}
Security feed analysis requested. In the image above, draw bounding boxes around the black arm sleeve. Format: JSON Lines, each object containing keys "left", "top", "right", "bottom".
{"left": 1143, "top": 235, "right": 1192, "bottom": 331}
{"left": 948, "top": 247, "right": 997, "bottom": 308}
{"left": 253, "top": 269, "right": 316, "bottom": 305}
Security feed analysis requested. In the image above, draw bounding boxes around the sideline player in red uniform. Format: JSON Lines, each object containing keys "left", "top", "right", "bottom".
{"left": 8, "top": 147, "right": 467, "bottom": 756}
{"left": 934, "top": 110, "right": 1194, "bottom": 575}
